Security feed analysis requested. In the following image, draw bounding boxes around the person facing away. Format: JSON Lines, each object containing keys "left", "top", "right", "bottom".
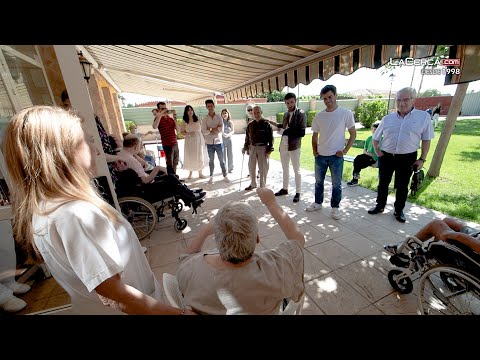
{"left": 152, "top": 101, "right": 180, "bottom": 176}
{"left": 242, "top": 106, "right": 274, "bottom": 190}
{"left": 221, "top": 108, "right": 235, "bottom": 174}
{"left": 368, "top": 87, "right": 434, "bottom": 223}
{"left": 384, "top": 217, "right": 480, "bottom": 266}
{"left": 201, "top": 99, "right": 229, "bottom": 184}
{"left": 306, "top": 85, "right": 357, "bottom": 220}
{"left": 274, "top": 92, "right": 307, "bottom": 203}
{"left": 347, "top": 122, "right": 380, "bottom": 187}
{"left": 2, "top": 105, "right": 194, "bottom": 315}
{"left": 176, "top": 187, "right": 305, "bottom": 315}
{"left": 180, "top": 105, "right": 208, "bottom": 180}
{"left": 431, "top": 103, "right": 441, "bottom": 129}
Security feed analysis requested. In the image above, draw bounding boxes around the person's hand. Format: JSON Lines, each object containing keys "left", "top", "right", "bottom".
{"left": 335, "top": 149, "right": 345, "bottom": 157}
{"left": 257, "top": 188, "right": 276, "bottom": 207}
{"left": 414, "top": 159, "right": 425, "bottom": 170}
{"left": 374, "top": 149, "right": 383, "bottom": 158}
{"left": 266, "top": 150, "right": 272, "bottom": 157}
{"left": 114, "top": 160, "right": 128, "bottom": 172}
{"left": 313, "top": 151, "right": 319, "bottom": 157}
{"left": 242, "top": 148, "right": 248, "bottom": 155}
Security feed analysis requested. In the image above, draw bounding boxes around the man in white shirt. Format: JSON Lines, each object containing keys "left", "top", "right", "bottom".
{"left": 368, "top": 87, "right": 434, "bottom": 223}
{"left": 306, "top": 85, "right": 356, "bottom": 220}
{"left": 201, "top": 99, "right": 230, "bottom": 184}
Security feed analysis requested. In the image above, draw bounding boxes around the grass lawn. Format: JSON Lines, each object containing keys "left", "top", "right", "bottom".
{"left": 270, "top": 119, "right": 480, "bottom": 223}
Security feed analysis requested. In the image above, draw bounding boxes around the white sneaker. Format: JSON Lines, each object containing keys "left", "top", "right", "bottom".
{"left": 208, "top": 177, "right": 214, "bottom": 184}
{"left": 331, "top": 207, "right": 341, "bottom": 220}
{"left": 223, "top": 175, "right": 230, "bottom": 183}
{"left": 0, "top": 294, "right": 27, "bottom": 312}
{"left": 305, "top": 202, "right": 322, "bottom": 212}
{"left": 6, "top": 280, "right": 31, "bottom": 295}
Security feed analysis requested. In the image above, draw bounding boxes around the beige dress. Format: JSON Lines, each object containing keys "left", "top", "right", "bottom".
{"left": 182, "top": 120, "right": 208, "bottom": 171}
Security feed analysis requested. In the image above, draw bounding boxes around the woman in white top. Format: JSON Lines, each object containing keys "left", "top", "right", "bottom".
{"left": 180, "top": 105, "right": 208, "bottom": 179}
{"left": 2, "top": 106, "right": 194, "bottom": 315}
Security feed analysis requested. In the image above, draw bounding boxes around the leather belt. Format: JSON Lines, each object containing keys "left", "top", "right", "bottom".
{"left": 382, "top": 151, "right": 416, "bottom": 157}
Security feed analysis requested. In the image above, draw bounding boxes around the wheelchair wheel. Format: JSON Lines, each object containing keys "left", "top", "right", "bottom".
{"left": 173, "top": 201, "right": 183, "bottom": 213}
{"left": 388, "top": 269, "right": 413, "bottom": 294}
{"left": 174, "top": 219, "right": 187, "bottom": 232}
{"left": 118, "top": 197, "right": 158, "bottom": 240}
{"left": 418, "top": 265, "right": 480, "bottom": 315}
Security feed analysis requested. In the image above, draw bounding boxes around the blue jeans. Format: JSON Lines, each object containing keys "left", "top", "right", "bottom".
{"left": 206, "top": 144, "right": 227, "bottom": 176}
{"left": 314, "top": 155, "right": 344, "bottom": 208}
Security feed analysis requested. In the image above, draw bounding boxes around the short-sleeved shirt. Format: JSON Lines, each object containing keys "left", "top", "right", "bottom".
{"left": 365, "top": 135, "right": 378, "bottom": 161}
{"left": 157, "top": 116, "right": 178, "bottom": 146}
{"left": 176, "top": 240, "right": 304, "bottom": 315}
{"left": 311, "top": 107, "right": 355, "bottom": 156}
{"left": 32, "top": 200, "right": 162, "bottom": 314}
{"left": 373, "top": 108, "right": 434, "bottom": 154}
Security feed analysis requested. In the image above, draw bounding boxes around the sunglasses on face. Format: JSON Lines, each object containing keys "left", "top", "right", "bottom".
{"left": 247, "top": 109, "right": 253, "bottom": 112}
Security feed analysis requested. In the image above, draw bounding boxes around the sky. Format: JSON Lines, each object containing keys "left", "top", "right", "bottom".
{"left": 121, "top": 64, "right": 480, "bottom": 105}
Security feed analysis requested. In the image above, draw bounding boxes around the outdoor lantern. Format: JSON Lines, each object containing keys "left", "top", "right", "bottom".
{"left": 78, "top": 51, "right": 92, "bottom": 83}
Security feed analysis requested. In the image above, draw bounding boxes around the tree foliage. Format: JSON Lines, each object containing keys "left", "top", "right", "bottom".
{"left": 355, "top": 100, "right": 387, "bottom": 128}
{"left": 420, "top": 89, "right": 442, "bottom": 97}
{"left": 255, "top": 90, "right": 286, "bottom": 102}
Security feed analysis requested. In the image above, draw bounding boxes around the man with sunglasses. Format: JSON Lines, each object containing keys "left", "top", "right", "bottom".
{"left": 368, "top": 87, "right": 434, "bottom": 223}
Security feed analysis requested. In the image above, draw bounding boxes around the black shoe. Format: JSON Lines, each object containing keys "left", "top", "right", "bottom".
{"left": 368, "top": 205, "right": 384, "bottom": 214}
{"left": 195, "top": 191, "right": 206, "bottom": 200}
{"left": 192, "top": 188, "right": 203, "bottom": 193}
{"left": 389, "top": 253, "right": 411, "bottom": 267}
{"left": 394, "top": 210, "right": 406, "bottom": 223}
{"left": 347, "top": 179, "right": 359, "bottom": 187}
{"left": 245, "top": 185, "right": 257, "bottom": 191}
{"left": 275, "top": 189, "right": 288, "bottom": 196}
{"left": 293, "top": 193, "right": 300, "bottom": 203}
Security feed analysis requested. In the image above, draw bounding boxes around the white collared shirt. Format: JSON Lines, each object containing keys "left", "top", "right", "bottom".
{"left": 373, "top": 108, "right": 434, "bottom": 154}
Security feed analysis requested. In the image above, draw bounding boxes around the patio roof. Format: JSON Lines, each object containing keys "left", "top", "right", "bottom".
{"left": 82, "top": 45, "right": 441, "bottom": 105}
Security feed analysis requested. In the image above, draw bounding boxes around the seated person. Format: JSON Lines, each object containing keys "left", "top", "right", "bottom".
{"left": 385, "top": 217, "right": 480, "bottom": 258}
{"left": 347, "top": 122, "right": 379, "bottom": 186}
{"left": 116, "top": 136, "right": 205, "bottom": 208}
{"left": 176, "top": 187, "right": 305, "bottom": 314}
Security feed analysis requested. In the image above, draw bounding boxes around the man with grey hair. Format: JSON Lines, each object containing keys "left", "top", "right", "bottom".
{"left": 368, "top": 87, "right": 434, "bottom": 223}
{"left": 176, "top": 188, "right": 305, "bottom": 315}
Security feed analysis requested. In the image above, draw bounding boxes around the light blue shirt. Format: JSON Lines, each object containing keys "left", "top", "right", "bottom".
{"left": 373, "top": 108, "right": 434, "bottom": 154}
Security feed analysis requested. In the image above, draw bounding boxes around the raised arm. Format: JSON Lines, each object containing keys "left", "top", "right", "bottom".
{"left": 257, "top": 188, "right": 304, "bottom": 246}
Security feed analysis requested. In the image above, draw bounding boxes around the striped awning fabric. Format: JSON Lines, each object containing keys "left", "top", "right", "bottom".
{"left": 83, "top": 45, "right": 438, "bottom": 104}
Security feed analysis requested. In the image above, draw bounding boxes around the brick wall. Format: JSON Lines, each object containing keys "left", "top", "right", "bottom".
{"left": 413, "top": 96, "right": 453, "bottom": 115}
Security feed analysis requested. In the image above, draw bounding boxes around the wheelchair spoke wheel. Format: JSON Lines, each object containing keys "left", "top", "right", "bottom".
{"left": 118, "top": 197, "right": 158, "bottom": 240}
{"left": 418, "top": 265, "right": 480, "bottom": 315}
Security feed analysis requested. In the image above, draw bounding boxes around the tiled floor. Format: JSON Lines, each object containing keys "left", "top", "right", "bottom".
{"left": 12, "top": 133, "right": 480, "bottom": 315}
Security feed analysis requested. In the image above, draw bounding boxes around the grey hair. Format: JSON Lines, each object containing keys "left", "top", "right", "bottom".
{"left": 397, "top": 87, "right": 417, "bottom": 99}
{"left": 213, "top": 201, "right": 258, "bottom": 264}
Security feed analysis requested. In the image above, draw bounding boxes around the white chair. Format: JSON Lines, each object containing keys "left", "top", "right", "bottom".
{"left": 162, "top": 273, "right": 187, "bottom": 310}
{"left": 280, "top": 293, "right": 305, "bottom": 315}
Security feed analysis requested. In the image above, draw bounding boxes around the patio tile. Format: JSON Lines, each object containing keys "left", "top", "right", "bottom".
{"left": 303, "top": 249, "right": 332, "bottom": 281}
{"left": 356, "top": 304, "right": 385, "bottom": 315}
{"left": 305, "top": 273, "right": 371, "bottom": 315}
{"left": 307, "top": 219, "right": 354, "bottom": 240}
{"left": 301, "top": 294, "right": 325, "bottom": 315}
{"left": 149, "top": 241, "right": 185, "bottom": 268}
{"left": 373, "top": 291, "right": 420, "bottom": 315}
{"left": 306, "top": 240, "right": 360, "bottom": 271}
{"left": 334, "top": 260, "right": 394, "bottom": 303}
{"left": 333, "top": 232, "right": 384, "bottom": 258}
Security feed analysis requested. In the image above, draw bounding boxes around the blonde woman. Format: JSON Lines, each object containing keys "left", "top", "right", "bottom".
{"left": 180, "top": 105, "right": 207, "bottom": 179}
{"left": 221, "top": 108, "right": 235, "bottom": 173}
{"left": 2, "top": 106, "right": 194, "bottom": 315}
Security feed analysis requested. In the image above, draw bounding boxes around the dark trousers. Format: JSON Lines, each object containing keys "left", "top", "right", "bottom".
{"left": 144, "top": 174, "right": 196, "bottom": 204}
{"left": 376, "top": 151, "right": 417, "bottom": 212}
{"left": 353, "top": 154, "right": 377, "bottom": 176}
{"left": 163, "top": 143, "right": 179, "bottom": 175}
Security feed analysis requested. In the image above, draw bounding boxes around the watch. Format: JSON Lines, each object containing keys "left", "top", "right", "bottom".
{"left": 419, "top": 158, "right": 426, "bottom": 162}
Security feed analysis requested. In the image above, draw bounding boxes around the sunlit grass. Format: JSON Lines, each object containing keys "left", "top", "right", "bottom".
{"left": 270, "top": 119, "right": 480, "bottom": 222}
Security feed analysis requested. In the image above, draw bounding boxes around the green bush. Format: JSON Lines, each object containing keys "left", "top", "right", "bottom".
{"left": 176, "top": 119, "right": 184, "bottom": 139}
{"left": 276, "top": 112, "right": 284, "bottom": 123}
{"left": 124, "top": 120, "right": 136, "bottom": 132}
{"left": 306, "top": 111, "right": 318, "bottom": 127}
{"left": 355, "top": 100, "right": 387, "bottom": 128}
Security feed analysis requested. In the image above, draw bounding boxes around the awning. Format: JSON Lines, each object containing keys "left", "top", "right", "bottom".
{"left": 82, "top": 45, "right": 444, "bottom": 104}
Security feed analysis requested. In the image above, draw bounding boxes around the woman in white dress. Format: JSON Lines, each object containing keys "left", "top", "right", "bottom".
{"left": 180, "top": 105, "right": 208, "bottom": 179}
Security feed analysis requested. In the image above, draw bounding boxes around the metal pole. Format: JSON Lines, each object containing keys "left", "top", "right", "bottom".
{"left": 386, "top": 82, "right": 393, "bottom": 116}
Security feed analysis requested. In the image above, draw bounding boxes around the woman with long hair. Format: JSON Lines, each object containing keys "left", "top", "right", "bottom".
{"left": 180, "top": 105, "right": 208, "bottom": 179}
{"left": 2, "top": 105, "right": 193, "bottom": 315}
{"left": 221, "top": 109, "right": 234, "bottom": 173}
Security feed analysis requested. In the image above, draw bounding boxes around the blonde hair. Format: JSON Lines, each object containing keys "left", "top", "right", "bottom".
{"left": 213, "top": 201, "right": 258, "bottom": 264}
{"left": 2, "top": 106, "right": 121, "bottom": 264}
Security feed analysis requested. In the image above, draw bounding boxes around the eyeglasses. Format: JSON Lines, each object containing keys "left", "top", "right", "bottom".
{"left": 396, "top": 98, "right": 412, "bottom": 103}
{"left": 247, "top": 109, "right": 253, "bottom": 112}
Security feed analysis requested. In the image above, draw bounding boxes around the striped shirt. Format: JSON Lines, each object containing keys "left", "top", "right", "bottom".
{"left": 157, "top": 116, "right": 178, "bottom": 146}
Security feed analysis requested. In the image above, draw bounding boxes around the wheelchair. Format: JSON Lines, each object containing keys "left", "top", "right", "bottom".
{"left": 114, "top": 169, "right": 204, "bottom": 240}
{"left": 387, "top": 236, "right": 480, "bottom": 315}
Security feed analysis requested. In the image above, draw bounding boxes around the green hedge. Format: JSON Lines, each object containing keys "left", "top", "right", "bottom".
{"left": 276, "top": 111, "right": 317, "bottom": 127}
